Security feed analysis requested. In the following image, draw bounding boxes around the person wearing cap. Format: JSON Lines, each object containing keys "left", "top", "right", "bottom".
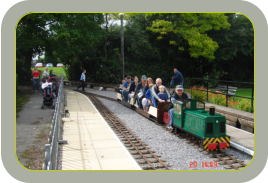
{"left": 122, "top": 76, "right": 133, "bottom": 102}
{"left": 151, "top": 78, "right": 171, "bottom": 108}
{"left": 170, "top": 68, "right": 184, "bottom": 87}
{"left": 134, "top": 75, "right": 147, "bottom": 109}
{"left": 167, "top": 85, "right": 190, "bottom": 129}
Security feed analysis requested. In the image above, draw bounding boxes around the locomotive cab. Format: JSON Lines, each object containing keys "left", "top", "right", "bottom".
{"left": 173, "top": 99, "right": 205, "bottom": 128}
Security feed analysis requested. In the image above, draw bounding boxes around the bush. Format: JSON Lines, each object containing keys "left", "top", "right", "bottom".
{"left": 185, "top": 85, "right": 254, "bottom": 113}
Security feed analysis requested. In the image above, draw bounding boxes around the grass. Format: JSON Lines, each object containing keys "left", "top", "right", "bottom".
{"left": 31, "top": 67, "right": 66, "bottom": 78}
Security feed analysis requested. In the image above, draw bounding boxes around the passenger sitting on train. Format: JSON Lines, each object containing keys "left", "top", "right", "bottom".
{"left": 151, "top": 78, "right": 171, "bottom": 108}
{"left": 128, "top": 76, "right": 139, "bottom": 101}
{"left": 119, "top": 80, "right": 125, "bottom": 93}
{"left": 142, "top": 84, "right": 154, "bottom": 112}
{"left": 167, "top": 85, "right": 190, "bottom": 129}
{"left": 157, "top": 85, "right": 170, "bottom": 102}
{"left": 134, "top": 75, "right": 147, "bottom": 109}
{"left": 143, "top": 77, "right": 154, "bottom": 95}
{"left": 122, "top": 76, "right": 133, "bottom": 102}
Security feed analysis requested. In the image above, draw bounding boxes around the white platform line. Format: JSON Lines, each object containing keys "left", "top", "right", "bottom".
{"left": 230, "top": 142, "right": 254, "bottom": 156}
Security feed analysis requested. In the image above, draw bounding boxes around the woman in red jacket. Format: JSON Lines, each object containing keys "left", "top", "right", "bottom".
{"left": 32, "top": 66, "right": 40, "bottom": 91}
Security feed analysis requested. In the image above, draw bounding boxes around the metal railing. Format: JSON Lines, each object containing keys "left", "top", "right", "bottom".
{"left": 42, "top": 75, "right": 67, "bottom": 170}
{"left": 175, "top": 77, "right": 254, "bottom": 113}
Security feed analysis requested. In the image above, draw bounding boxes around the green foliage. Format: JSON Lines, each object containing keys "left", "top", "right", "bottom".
{"left": 16, "top": 13, "right": 253, "bottom": 85}
{"left": 146, "top": 13, "right": 230, "bottom": 61}
{"left": 203, "top": 68, "right": 227, "bottom": 88}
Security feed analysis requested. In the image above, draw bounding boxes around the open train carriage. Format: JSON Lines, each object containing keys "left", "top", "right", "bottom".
{"left": 172, "top": 99, "right": 230, "bottom": 151}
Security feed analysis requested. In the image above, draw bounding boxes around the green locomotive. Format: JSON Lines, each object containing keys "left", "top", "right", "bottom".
{"left": 170, "top": 99, "right": 230, "bottom": 151}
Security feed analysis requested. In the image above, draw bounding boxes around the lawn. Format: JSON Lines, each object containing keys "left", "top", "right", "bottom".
{"left": 31, "top": 67, "right": 66, "bottom": 79}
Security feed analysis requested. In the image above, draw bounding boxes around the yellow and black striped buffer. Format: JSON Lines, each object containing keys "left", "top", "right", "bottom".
{"left": 203, "top": 137, "right": 230, "bottom": 151}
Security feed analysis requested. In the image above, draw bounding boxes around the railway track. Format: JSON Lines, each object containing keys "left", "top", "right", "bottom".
{"left": 77, "top": 91, "right": 249, "bottom": 170}
{"left": 177, "top": 134, "right": 248, "bottom": 170}
{"left": 80, "top": 92, "right": 170, "bottom": 170}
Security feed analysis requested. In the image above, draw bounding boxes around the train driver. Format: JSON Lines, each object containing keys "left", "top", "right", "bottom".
{"left": 167, "top": 85, "right": 190, "bottom": 130}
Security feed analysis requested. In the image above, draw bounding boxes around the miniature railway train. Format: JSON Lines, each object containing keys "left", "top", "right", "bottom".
{"left": 117, "top": 92, "right": 230, "bottom": 151}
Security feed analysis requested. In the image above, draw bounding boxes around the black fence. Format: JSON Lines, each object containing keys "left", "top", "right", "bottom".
{"left": 170, "top": 78, "right": 254, "bottom": 113}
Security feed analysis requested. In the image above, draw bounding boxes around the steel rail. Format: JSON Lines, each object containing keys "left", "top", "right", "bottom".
{"left": 180, "top": 134, "right": 248, "bottom": 170}
{"left": 87, "top": 94, "right": 170, "bottom": 170}
{"left": 89, "top": 95, "right": 156, "bottom": 170}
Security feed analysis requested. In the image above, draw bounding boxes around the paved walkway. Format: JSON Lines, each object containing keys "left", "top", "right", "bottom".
{"left": 61, "top": 89, "right": 141, "bottom": 170}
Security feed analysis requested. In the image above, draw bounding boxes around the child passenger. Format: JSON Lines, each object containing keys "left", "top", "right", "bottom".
{"left": 119, "top": 80, "right": 125, "bottom": 93}
{"left": 157, "top": 85, "right": 170, "bottom": 102}
{"left": 142, "top": 84, "right": 154, "bottom": 112}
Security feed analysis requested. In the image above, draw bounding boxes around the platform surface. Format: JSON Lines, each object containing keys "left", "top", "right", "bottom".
{"left": 226, "top": 125, "right": 254, "bottom": 151}
{"left": 61, "top": 89, "right": 141, "bottom": 170}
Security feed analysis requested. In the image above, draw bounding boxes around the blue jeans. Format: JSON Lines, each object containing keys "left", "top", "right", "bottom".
{"left": 33, "top": 78, "right": 39, "bottom": 90}
{"left": 168, "top": 108, "right": 174, "bottom": 125}
{"left": 170, "top": 79, "right": 184, "bottom": 86}
{"left": 122, "top": 90, "right": 130, "bottom": 102}
{"left": 151, "top": 96, "right": 159, "bottom": 108}
{"left": 137, "top": 98, "right": 143, "bottom": 109}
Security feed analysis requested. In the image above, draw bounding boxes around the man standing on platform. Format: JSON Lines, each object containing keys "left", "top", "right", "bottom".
{"left": 77, "top": 69, "right": 86, "bottom": 91}
{"left": 170, "top": 68, "right": 184, "bottom": 87}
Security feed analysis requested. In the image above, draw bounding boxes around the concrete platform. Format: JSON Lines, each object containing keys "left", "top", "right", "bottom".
{"left": 61, "top": 89, "right": 141, "bottom": 170}
{"left": 226, "top": 125, "right": 254, "bottom": 153}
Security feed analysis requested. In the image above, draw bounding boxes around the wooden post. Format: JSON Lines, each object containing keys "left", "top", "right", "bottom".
{"left": 121, "top": 14, "right": 124, "bottom": 80}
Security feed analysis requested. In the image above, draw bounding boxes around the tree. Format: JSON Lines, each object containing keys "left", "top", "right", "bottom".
{"left": 205, "top": 13, "right": 254, "bottom": 82}
{"left": 16, "top": 13, "right": 57, "bottom": 70}
{"left": 146, "top": 13, "right": 231, "bottom": 61}
{"left": 103, "top": 13, "right": 120, "bottom": 61}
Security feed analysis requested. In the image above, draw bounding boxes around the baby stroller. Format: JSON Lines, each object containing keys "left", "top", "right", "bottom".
{"left": 47, "top": 77, "right": 58, "bottom": 97}
{"left": 41, "top": 77, "right": 58, "bottom": 109}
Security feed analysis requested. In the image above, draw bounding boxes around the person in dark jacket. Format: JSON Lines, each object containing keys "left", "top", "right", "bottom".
{"left": 151, "top": 78, "right": 170, "bottom": 108}
{"left": 134, "top": 75, "right": 147, "bottom": 109}
{"left": 168, "top": 85, "right": 190, "bottom": 129}
{"left": 128, "top": 76, "right": 139, "bottom": 102}
{"left": 170, "top": 68, "right": 184, "bottom": 86}
{"left": 49, "top": 69, "right": 56, "bottom": 77}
